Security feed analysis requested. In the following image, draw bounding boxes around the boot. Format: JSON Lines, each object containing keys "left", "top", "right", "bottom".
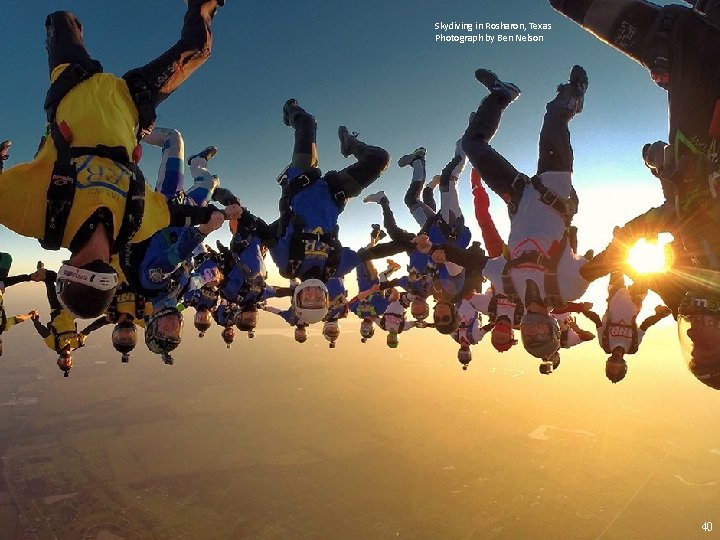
{"left": 474, "top": 69, "right": 521, "bottom": 102}
{"left": 338, "top": 126, "right": 365, "bottom": 158}
{"left": 554, "top": 65, "right": 588, "bottom": 115}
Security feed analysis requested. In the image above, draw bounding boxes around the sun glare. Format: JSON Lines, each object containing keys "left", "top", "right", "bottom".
{"left": 627, "top": 238, "right": 670, "bottom": 274}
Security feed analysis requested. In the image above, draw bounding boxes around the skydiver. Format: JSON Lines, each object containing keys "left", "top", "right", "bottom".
{"left": 550, "top": 1, "right": 720, "bottom": 388}
{"left": 30, "top": 263, "right": 88, "bottom": 375}
{"left": 0, "top": 1, "right": 235, "bottom": 321}
{"left": 456, "top": 66, "right": 614, "bottom": 364}
{"left": 119, "top": 211, "right": 227, "bottom": 363}
{"left": 581, "top": 271, "right": 672, "bottom": 383}
{"left": 262, "top": 99, "right": 390, "bottom": 326}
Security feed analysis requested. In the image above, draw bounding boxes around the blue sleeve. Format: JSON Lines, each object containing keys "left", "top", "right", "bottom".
{"left": 262, "top": 285, "right": 277, "bottom": 300}
{"left": 173, "top": 227, "right": 207, "bottom": 265}
{"left": 337, "top": 248, "right": 361, "bottom": 277}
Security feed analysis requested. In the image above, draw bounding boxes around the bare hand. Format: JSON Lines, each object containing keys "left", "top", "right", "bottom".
{"left": 198, "top": 211, "right": 225, "bottom": 235}
{"left": 412, "top": 234, "right": 432, "bottom": 254}
{"left": 223, "top": 204, "right": 244, "bottom": 220}
{"left": 431, "top": 249, "right": 447, "bottom": 264}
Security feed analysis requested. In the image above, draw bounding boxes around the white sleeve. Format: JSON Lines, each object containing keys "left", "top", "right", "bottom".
{"left": 444, "top": 261, "right": 464, "bottom": 276}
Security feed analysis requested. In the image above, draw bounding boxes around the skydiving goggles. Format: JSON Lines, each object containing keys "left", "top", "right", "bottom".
{"left": 56, "top": 263, "right": 118, "bottom": 291}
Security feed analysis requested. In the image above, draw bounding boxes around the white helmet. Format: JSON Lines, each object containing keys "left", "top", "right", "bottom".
{"left": 293, "top": 279, "right": 329, "bottom": 325}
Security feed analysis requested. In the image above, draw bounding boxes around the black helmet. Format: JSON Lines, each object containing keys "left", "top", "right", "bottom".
{"left": 433, "top": 300, "right": 460, "bottom": 335}
{"left": 56, "top": 261, "right": 118, "bottom": 319}
{"left": 111, "top": 321, "right": 137, "bottom": 355}
{"left": 145, "top": 308, "right": 183, "bottom": 355}
{"left": 194, "top": 308, "right": 213, "bottom": 337}
{"left": 235, "top": 308, "right": 258, "bottom": 332}
{"left": 605, "top": 356, "right": 628, "bottom": 384}
{"left": 221, "top": 325, "right": 235, "bottom": 348}
{"left": 457, "top": 345, "right": 472, "bottom": 370}
{"left": 294, "top": 325, "right": 308, "bottom": 343}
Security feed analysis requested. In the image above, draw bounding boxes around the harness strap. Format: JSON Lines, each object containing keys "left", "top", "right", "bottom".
{"left": 122, "top": 69, "right": 158, "bottom": 141}
{"left": 649, "top": 9, "right": 676, "bottom": 90}
{"left": 500, "top": 231, "right": 569, "bottom": 309}
{"left": 601, "top": 322, "right": 639, "bottom": 354}
{"left": 44, "top": 60, "right": 103, "bottom": 122}
{"left": 488, "top": 294, "right": 523, "bottom": 326}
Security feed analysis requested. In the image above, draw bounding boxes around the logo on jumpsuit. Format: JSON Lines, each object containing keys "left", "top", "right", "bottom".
{"left": 149, "top": 268, "right": 165, "bottom": 283}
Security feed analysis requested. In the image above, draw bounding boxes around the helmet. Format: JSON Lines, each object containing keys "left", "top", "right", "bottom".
{"left": 410, "top": 298, "right": 430, "bottom": 321}
{"left": 145, "top": 307, "right": 183, "bottom": 355}
{"left": 457, "top": 345, "right": 472, "bottom": 370}
{"left": 294, "top": 325, "right": 308, "bottom": 343}
{"left": 293, "top": 279, "right": 329, "bottom": 325}
{"left": 222, "top": 325, "right": 235, "bottom": 348}
{"left": 360, "top": 319, "right": 375, "bottom": 343}
{"left": 194, "top": 308, "right": 213, "bottom": 337}
{"left": 605, "top": 355, "right": 628, "bottom": 384}
{"left": 323, "top": 320, "right": 340, "bottom": 348}
{"left": 678, "top": 292, "right": 720, "bottom": 390}
{"left": 520, "top": 312, "right": 560, "bottom": 359}
{"left": 387, "top": 332, "right": 399, "bottom": 348}
{"left": 111, "top": 321, "right": 137, "bottom": 356}
{"left": 433, "top": 301, "right": 460, "bottom": 335}
{"left": 235, "top": 308, "right": 258, "bottom": 332}
{"left": 56, "top": 261, "right": 118, "bottom": 318}
{"left": 57, "top": 349, "right": 73, "bottom": 377}
{"left": 490, "top": 318, "right": 517, "bottom": 352}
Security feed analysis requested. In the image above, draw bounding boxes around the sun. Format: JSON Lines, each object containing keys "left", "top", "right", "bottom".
{"left": 627, "top": 237, "right": 671, "bottom": 274}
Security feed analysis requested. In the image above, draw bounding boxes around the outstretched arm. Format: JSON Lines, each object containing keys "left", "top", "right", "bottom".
{"left": 80, "top": 316, "right": 112, "bottom": 337}
{"left": 640, "top": 305, "right": 672, "bottom": 330}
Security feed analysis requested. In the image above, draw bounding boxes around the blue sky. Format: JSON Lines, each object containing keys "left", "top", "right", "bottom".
{"left": 1, "top": 0, "right": 676, "bottom": 274}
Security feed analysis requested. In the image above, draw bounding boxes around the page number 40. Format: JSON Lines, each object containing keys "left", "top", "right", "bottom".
{"left": 702, "top": 522, "right": 713, "bottom": 532}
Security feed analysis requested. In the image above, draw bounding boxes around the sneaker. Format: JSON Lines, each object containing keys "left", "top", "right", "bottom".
{"left": 362, "top": 191, "right": 387, "bottom": 204}
{"left": 474, "top": 69, "right": 521, "bottom": 102}
{"left": 0, "top": 139, "right": 11, "bottom": 160}
{"left": 555, "top": 65, "right": 588, "bottom": 114}
{"left": 397, "top": 147, "right": 426, "bottom": 167}
{"left": 282, "top": 99, "right": 298, "bottom": 127}
{"left": 370, "top": 224, "right": 387, "bottom": 242}
{"left": 36, "top": 261, "right": 44, "bottom": 270}
{"left": 338, "top": 126, "right": 359, "bottom": 158}
{"left": 187, "top": 146, "right": 218, "bottom": 166}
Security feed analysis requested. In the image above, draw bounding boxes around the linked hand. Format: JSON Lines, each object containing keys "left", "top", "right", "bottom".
{"left": 198, "top": 211, "right": 225, "bottom": 235}
{"left": 431, "top": 249, "right": 447, "bottom": 264}
{"left": 223, "top": 204, "right": 243, "bottom": 220}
